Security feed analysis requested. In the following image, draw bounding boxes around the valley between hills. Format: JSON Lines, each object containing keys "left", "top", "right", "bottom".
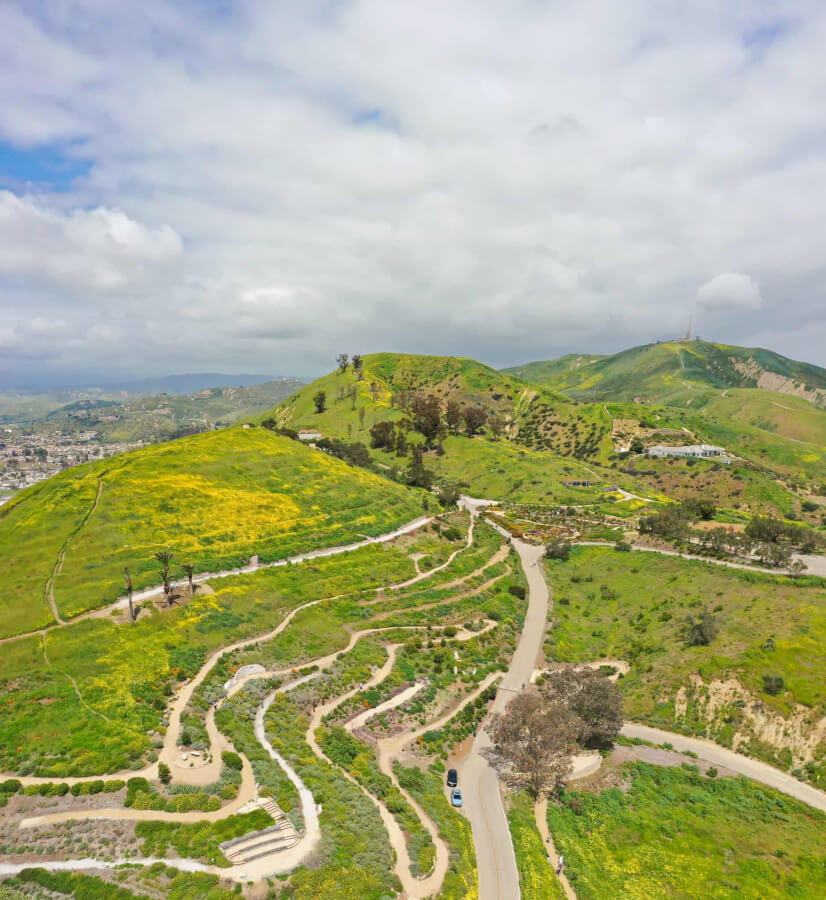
{"left": 1, "top": 342, "right": 825, "bottom": 900}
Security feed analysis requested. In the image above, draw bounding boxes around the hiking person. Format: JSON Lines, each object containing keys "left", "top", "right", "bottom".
{"left": 556, "top": 854, "right": 564, "bottom": 875}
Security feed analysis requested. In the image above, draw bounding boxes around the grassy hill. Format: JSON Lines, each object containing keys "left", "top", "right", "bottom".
{"left": 269, "top": 351, "right": 614, "bottom": 461}
{"left": 502, "top": 353, "right": 604, "bottom": 384}
{"left": 505, "top": 340, "right": 826, "bottom": 408}
{"left": 0, "top": 426, "right": 422, "bottom": 638}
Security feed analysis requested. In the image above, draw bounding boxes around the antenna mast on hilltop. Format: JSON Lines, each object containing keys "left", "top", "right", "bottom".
{"left": 684, "top": 314, "right": 693, "bottom": 342}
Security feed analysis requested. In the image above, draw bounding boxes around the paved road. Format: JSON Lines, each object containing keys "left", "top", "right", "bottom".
{"left": 461, "top": 539, "right": 549, "bottom": 900}
{"left": 622, "top": 723, "right": 826, "bottom": 813}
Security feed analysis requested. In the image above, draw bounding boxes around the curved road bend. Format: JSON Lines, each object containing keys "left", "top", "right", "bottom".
{"left": 622, "top": 723, "right": 826, "bottom": 813}
{"left": 461, "top": 539, "right": 549, "bottom": 900}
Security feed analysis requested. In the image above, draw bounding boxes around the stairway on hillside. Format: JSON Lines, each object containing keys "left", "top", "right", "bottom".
{"left": 219, "top": 797, "right": 300, "bottom": 865}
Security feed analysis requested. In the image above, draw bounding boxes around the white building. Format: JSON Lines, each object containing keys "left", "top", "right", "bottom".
{"left": 646, "top": 443, "right": 730, "bottom": 462}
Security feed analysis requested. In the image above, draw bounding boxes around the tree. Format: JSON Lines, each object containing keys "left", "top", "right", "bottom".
{"left": 336, "top": 353, "right": 349, "bottom": 373}
{"left": 410, "top": 393, "right": 443, "bottom": 446}
{"left": 487, "top": 692, "right": 581, "bottom": 798}
{"left": 123, "top": 567, "right": 136, "bottom": 622}
{"left": 407, "top": 445, "right": 433, "bottom": 489}
{"left": 463, "top": 405, "right": 488, "bottom": 436}
{"left": 153, "top": 551, "right": 174, "bottom": 606}
{"left": 629, "top": 436, "right": 645, "bottom": 454}
{"left": 348, "top": 384, "right": 358, "bottom": 410}
{"left": 545, "top": 540, "right": 571, "bottom": 561}
{"left": 540, "top": 669, "right": 623, "bottom": 748}
{"left": 395, "top": 428, "right": 408, "bottom": 457}
{"left": 352, "top": 354, "right": 363, "bottom": 378}
{"left": 639, "top": 506, "right": 691, "bottom": 541}
{"left": 684, "top": 607, "right": 718, "bottom": 646}
{"left": 445, "top": 399, "right": 462, "bottom": 433}
{"left": 787, "top": 558, "right": 807, "bottom": 578}
{"left": 370, "top": 420, "right": 395, "bottom": 449}
{"left": 436, "top": 482, "right": 462, "bottom": 508}
{"left": 682, "top": 497, "right": 716, "bottom": 521}
{"left": 181, "top": 563, "right": 195, "bottom": 596}
{"left": 762, "top": 674, "right": 785, "bottom": 696}
{"left": 489, "top": 415, "right": 504, "bottom": 439}
{"left": 756, "top": 541, "right": 791, "bottom": 568}
{"left": 313, "top": 390, "right": 326, "bottom": 413}
{"left": 158, "top": 762, "right": 171, "bottom": 785}
{"left": 745, "top": 516, "right": 784, "bottom": 544}
{"left": 358, "top": 406, "right": 366, "bottom": 429}
{"left": 369, "top": 381, "right": 380, "bottom": 402}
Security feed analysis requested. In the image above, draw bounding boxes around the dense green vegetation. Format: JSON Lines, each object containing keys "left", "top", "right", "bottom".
{"left": 0, "top": 426, "right": 422, "bottom": 637}
{"left": 0, "top": 540, "right": 419, "bottom": 775}
{"left": 545, "top": 546, "right": 826, "bottom": 776}
{"left": 549, "top": 762, "right": 826, "bottom": 899}
{"left": 507, "top": 791, "right": 566, "bottom": 899}
{"left": 5, "top": 865, "right": 240, "bottom": 900}
{"left": 135, "top": 808, "right": 272, "bottom": 865}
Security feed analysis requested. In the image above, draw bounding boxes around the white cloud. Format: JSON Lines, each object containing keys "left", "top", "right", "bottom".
{"left": 0, "top": 191, "right": 182, "bottom": 291}
{"left": 697, "top": 272, "right": 763, "bottom": 311}
{"left": 0, "top": 0, "right": 825, "bottom": 379}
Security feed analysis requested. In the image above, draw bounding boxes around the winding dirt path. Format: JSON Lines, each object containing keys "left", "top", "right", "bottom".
{"left": 533, "top": 798, "right": 576, "bottom": 900}
{"left": 0, "top": 513, "right": 435, "bottom": 647}
{"left": 44, "top": 476, "right": 104, "bottom": 625}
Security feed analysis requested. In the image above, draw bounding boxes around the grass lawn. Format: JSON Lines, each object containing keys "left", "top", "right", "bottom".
{"left": 548, "top": 762, "right": 826, "bottom": 899}
{"left": 544, "top": 547, "right": 826, "bottom": 776}
{"left": 0, "top": 426, "right": 423, "bottom": 637}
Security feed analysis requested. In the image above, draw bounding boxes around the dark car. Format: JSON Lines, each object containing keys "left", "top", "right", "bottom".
{"left": 446, "top": 768, "right": 458, "bottom": 787}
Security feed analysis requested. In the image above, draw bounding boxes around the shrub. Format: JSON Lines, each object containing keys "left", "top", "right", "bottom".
{"left": 158, "top": 763, "right": 171, "bottom": 785}
{"left": 222, "top": 751, "right": 243, "bottom": 771}
{"left": 545, "top": 540, "right": 571, "bottom": 561}
{"left": 762, "top": 674, "right": 785, "bottom": 696}
{"left": 508, "top": 584, "right": 526, "bottom": 600}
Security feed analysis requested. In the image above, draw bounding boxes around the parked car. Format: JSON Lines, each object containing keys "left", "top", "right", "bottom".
{"left": 446, "top": 768, "right": 458, "bottom": 787}
{"left": 451, "top": 788, "right": 463, "bottom": 808}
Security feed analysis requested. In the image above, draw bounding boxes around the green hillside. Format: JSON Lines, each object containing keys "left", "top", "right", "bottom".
{"left": 502, "top": 353, "right": 604, "bottom": 384}
{"left": 506, "top": 340, "right": 826, "bottom": 408}
{"left": 263, "top": 352, "right": 825, "bottom": 517}
{"left": 0, "top": 426, "right": 422, "bottom": 638}
{"left": 269, "top": 351, "right": 614, "bottom": 461}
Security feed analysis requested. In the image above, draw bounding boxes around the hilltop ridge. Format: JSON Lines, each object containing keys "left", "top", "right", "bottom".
{"left": 502, "top": 340, "right": 826, "bottom": 408}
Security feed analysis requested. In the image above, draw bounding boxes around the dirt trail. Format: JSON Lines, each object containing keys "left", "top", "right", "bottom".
{"left": 0, "top": 513, "right": 435, "bottom": 648}
{"left": 44, "top": 476, "right": 104, "bottom": 625}
{"left": 534, "top": 798, "right": 576, "bottom": 900}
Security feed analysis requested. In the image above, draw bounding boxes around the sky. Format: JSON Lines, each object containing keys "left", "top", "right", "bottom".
{"left": 1, "top": 0, "right": 825, "bottom": 384}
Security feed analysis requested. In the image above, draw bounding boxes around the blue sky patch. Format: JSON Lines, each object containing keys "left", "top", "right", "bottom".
{"left": 742, "top": 20, "right": 790, "bottom": 53}
{"left": 0, "top": 142, "right": 92, "bottom": 191}
{"left": 352, "top": 107, "right": 400, "bottom": 132}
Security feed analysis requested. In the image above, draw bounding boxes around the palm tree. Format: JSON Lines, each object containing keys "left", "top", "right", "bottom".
{"left": 153, "top": 550, "right": 174, "bottom": 606}
{"left": 123, "top": 567, "right": 136, "bottom": 622}
{"left": 181, "top": 563, "right": 195, "bottom": 596}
